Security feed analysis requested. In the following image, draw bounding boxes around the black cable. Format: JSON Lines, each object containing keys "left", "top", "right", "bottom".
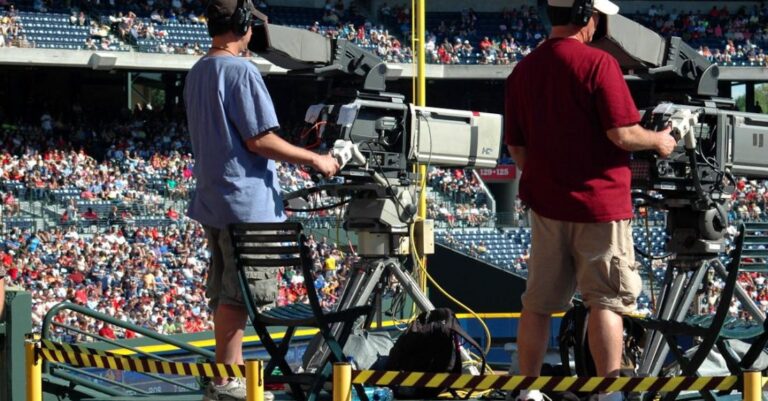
{"left": 634, "top": 245, "right": 672, "bottom": 260}
{"left": 692, "top": 120, "right": 734, "bottom": 202}
{"left": 363, "top": 141, "right": 410, "bottom": 215}
{"left": 285, "top": 199, "right": 350, "bottom": 213}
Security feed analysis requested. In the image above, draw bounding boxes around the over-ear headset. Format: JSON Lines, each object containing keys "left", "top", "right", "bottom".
{"left": 570, "top": 0, "right": 595, "bottom": 26}
{"left": 230, "top": 0, "right": 253, "bottom": 36}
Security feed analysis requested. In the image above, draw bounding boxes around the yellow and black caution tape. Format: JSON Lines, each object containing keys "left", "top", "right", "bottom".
{"left": 34, "top": 340, "right": 759, "bottom": 393}
{"left": 38, "top": 340, "right": 245, "bottom": 378}
{"left": 351, "top": 371, "right": 743, "bottom": 393}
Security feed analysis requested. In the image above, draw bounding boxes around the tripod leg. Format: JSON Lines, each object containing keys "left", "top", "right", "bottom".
{"left": 638, "top": 270, "right": 686, "bottom": 376}
{"left": 639, "top": 260, "right": 709, "bottom": 377}
{"left": 387, "top": 259, "right": 434, "bottom": 311}
{"left": 302, "top": 259, "right": 389, "bottom": 373}
{"left": 336, "top": 259, "right": 385, "bottom": 312}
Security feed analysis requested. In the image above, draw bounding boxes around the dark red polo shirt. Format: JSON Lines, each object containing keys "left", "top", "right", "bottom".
{"left": 505, "top": 37, "right": 640, "bottom": 223}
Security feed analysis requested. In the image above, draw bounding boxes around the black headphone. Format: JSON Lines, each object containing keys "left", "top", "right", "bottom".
{"left": 570, "top": 0, "right": 595, "bottom": 26}
{"left": 230, "top": 0, "right": 253, "bottom": 36}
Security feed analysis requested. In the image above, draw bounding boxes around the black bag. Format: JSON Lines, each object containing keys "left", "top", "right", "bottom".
{"left": 558, "top": 303, "right": 645, "bottom": 377}
{"left": 386, "top": 308, "right": 486, "bottom": 399}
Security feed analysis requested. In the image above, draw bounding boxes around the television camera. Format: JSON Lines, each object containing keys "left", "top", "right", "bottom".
{"left": 589, "top": 14, "right": 768, "bottom": 380}
{"left": 592, "top": 14, "right": 768, "bottom": 256}
{"left": 248, "top": 15, "right": 502, "bottom": 375}
{"left": 248, "top": 15, "right": 502, "bottom": 256}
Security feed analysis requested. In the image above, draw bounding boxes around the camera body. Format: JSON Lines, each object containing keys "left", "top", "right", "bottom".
{"left": 632, "top": 101, "right": 768, "bottom": 200}
{"left": 301, "top": 91, "right": 504, "bottom": 180}
{"left": 629, "top": 100, "right": 768, "bottom": 254}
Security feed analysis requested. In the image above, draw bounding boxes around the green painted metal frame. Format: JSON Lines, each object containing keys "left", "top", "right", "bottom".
{"left": 40, "top": 301, "right": 216, "bottom": 398}
{"left": 1, "top": 290, "right": 32, "bottom": 401}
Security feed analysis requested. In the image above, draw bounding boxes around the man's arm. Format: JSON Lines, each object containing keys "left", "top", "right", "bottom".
{"left": 507, "top": 145, "right": 527, "bottom": 170}
{"left": 246, "top": 131, "right": 339, "bottom": 177}
{"left": 607, "top": 125, "right": 676, "bottom": 157}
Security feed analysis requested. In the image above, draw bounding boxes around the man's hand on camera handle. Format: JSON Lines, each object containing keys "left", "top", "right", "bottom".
{"left": 607, "top": 124, "right": 677, "bottom": 158}
{"left": 655, "top": 126, "right": 677, "bottom": 158}
{"left": 312, "top": 153, "right": 340, "bottom": 178}
{"left": 247, "top": 131, "right": 338, "bottom": 177}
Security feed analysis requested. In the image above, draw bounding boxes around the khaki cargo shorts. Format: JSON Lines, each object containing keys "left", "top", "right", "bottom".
{"left": 521, "top": 211, "right": 641, "bottom": 314}
{"left": 204, "top": 226, "right": 279, "bottom": 311}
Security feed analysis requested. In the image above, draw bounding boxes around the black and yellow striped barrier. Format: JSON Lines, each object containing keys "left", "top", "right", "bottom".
{"left": 26, "top": 340, "right": 768, "bottom": 401}
{"left": 38, "top": 339, "right": 246, "bottom": 378}
{"left": 335, "top": 364, "right": 768, "bottom": 401}
{"left": 27, "top": 340, "right": 266, "bottom": 401}
{"left": 351, "top": 370, "right": 741, "bottom": 392}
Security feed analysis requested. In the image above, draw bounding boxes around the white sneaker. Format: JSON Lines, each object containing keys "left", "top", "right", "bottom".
{"left": 202, "top": 378, "right": 275, "bottom": 401}
{"left": 510, "top": 390, "right": 545, "bottom": 401}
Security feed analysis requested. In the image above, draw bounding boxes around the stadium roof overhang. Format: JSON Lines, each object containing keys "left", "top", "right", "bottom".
{"left": 1, "top": 47, "right": 767, "bottom": 83}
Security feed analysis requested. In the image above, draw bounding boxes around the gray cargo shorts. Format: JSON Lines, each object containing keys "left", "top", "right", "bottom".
{"left": 204, "top": 225, "right": 280, "bottom": 311}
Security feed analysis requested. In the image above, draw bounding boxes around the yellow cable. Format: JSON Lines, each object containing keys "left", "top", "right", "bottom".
{"left": 443, "top": 389, "right": 492, "bottom": 399}
{"left": 409, "top": 217, "right": 493, "bottom": 355}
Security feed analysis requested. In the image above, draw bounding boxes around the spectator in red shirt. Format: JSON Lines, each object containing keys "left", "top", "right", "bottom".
{"left": 166, "top": 207, "right": 179, "bottom": 220}
{"left": 73, "top": 286, "right": 87, "bottom": 304}
{"left": 504, "top": 2, "right": 676, "bottom": 401}
{"left": 3, "top": 192, "right": 19, "bottom": 216}
{"left": 98, "top": 323, "right": 117, "bottom": 339}
{"left": 60, "top": 210, "right": 70, "bottom": 225}
{"left": 82, "top": 207, "right": 98, "bottom": 220}
{"left": 1, "top": 251, "right": 12, "bottom": 268}
{"left": 479, "top": 36, "right": 492, "bottom": 51}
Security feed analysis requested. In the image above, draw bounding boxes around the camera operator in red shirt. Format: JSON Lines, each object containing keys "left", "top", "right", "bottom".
{"left": 505, "top": 1, "right": 676, "bottom": 401}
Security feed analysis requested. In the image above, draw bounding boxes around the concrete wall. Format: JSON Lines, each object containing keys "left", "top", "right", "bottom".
{"left": 614, "top": 1, "right": 760, "bottom": 14}
{"left": 368, "top": 0, "right": 533, "bottom": 13}
{"left": 363, "top": 0, "right": 760, "bottom": 14}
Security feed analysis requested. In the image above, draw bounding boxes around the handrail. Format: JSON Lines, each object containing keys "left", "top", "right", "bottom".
{"left": 49, "top": 322, "right": 177, "bottom": 362}
{"left": 40, "top": 301, "right": 216, "bottom": 395}
{"left": 50, "top": 362, "right": 151, "bottom": 395}
{"left": 47, "top": 322, "right": 200, "bottom": 391}
{"left": 50, "top": 370, "right": 127, "bottom": 397}
{"left": 41, "top": 302, "right": 215, "bottom": 359}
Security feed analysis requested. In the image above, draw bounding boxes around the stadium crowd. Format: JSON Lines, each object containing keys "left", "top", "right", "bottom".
{"left": 0, "top": 221, "right": 359, "bottom": 341}
{"left": 0, "top": 4, "right": 31, "bottom": 47}
{"left": 4, "top": 0, "right": 768, "bottom": 339}
{"left": 6, "top": 0, "right": 768, "bottom": 65}
{"left": 1, "top": 108, "right": 767, "bottom": 337}
{"left": 0, "top": 109, "right": 492, "bottom": 338}
{"left": 632, "top": 3, "right": 768, "bottom": 65}
{"left": 427, "top": 167, "right": 494, "bottom": 228}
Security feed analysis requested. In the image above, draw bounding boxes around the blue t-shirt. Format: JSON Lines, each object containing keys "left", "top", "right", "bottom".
{"left": 184, "top": 56, "right": 286, "bottom": 229}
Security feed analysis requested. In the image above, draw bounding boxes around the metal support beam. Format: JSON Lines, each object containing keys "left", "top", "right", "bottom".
{"left": 1, "top": 291, "right": 31, "bottom": 401}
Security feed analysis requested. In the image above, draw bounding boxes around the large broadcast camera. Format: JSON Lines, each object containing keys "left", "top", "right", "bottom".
{"left": 592, "top": 14, "right": 768, "bottom": 255}
{"left": 247, "top": 14, "right": 503, "bottom": 256}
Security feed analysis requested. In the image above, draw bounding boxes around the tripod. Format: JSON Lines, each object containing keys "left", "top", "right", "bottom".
{"left": 637, "top": 207, "right": 766, "bottom": 378}
{"left": 297, "top": 180, "right": 481, "bottom": 375}
{"left": 309, "top": 255, "right": 481, "bottom": 375}
{"left": 335, "top": 257, "right": 431, "bottom": 322}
